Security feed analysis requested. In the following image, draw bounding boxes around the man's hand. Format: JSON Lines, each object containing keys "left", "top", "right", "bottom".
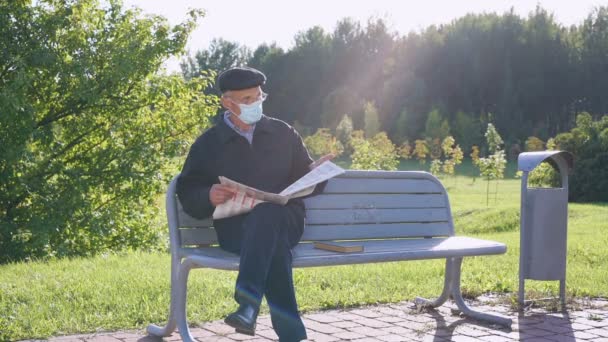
{"left": 309, "top": 154, "right": 335, "bottom": 170}
{"left": 209, "top": 184, "right": 236, "bottom": 207}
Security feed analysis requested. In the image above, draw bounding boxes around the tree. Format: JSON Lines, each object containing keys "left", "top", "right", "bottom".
{"left": 398, "top": 141, "right": 412, "bottom": 159}
{"left": 424, "top": 109, "right": 450, "bottom": 141}
{"left": 525, "top": 136, "right": 545, "bottom": 151}
{"left": 303, "top": 128, "right": 344, "bottom": 159}
{"left": 0, "top": 0, "right": 217, "bottom": 262}
{"left": 441, "top": 136, "right": 464, "bottom": 176}
{"left": 351, "top": 132, "right": 398, "bottom": 170}
{"left": 335, "top": 114, "right": 354, "bottom": 155}
{"left": 477, "top": 124, "right": 507, "bottom": 205}
{"left": 554, "top": 113, "right": 608, "bottom": 201}
{"left": 414, "top": 140, "right": 430, "bottom": 164}
{"left": 470, "top": 145, "right": 481, "bottom": 164}
{"left": 181, "top": 38, "right": 251, "bottom": 81}
{"left": 363, "top": 101, "right": 380, "bottom": 138}
{"left": 452, "top": 111, "right": 482, "bottom": 152}
{"left": 485, "top": 123, "right": 504, "bottom": 154}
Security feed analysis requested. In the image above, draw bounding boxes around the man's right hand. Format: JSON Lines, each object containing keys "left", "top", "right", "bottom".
{"left": 209, "top": 184, "right": 236, "bottom": 207}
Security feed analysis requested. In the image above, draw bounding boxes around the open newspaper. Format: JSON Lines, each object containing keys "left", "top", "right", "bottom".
{"left": 213, "top": 161, "right": 345, "bottom": 219}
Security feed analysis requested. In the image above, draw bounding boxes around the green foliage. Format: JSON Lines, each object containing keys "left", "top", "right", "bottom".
{"left": 0, "top": 0, "right": 218, "bottom": 262}
{"left": 470, "top": 145, "right": 480, "bottom": 164}
{"left": 428, "top": 136, "right": 464, "bottom": 177}
{"left": 188, "top": 7, "right": 608, "bottom": 149}
{"left": 335, "top": 114, "right": 353, "bottom": 154}
{"left": 554, "top": 113, "right": 608, "bottom": 201}
{"left": 424, "top": 109, "right": 450, "bottom": 140}
{"left": 485, "top": 123, "right": 504, "bottom": 153}
{"left": 321, "top": 88, "right": 360, "bottom": 129}
{"left": 427, "top": 137, "right": 442, "bottom": 160}
{"left": 429, "top": 159, "right": 442, "bottom": 175}
{"left": 395, "top": 108, "right": 411, "bottom": 142}
{"left": 413, "top": 139, "right": 429, "bottom": 164}
{"left": 528, "top": 162, "right": 561, "bottom": 188}
{"left": 363, "top": 101, "right": 380, "bottom": 138}
{"left": 181, "top": 38, "right": 251, "bottom": 82}
{"left": 477, "top": 124, "right": 507, "bottom": 205}
{"left": 350, "top": 132, "right": 398, "bottom": 170}
{"left": 452, "top": 111, "right": 482, "bottom": 152}
{"left": 303, "top": 128, "right": 344, "bottom": 159}
{"left": 397, "top": 141, "right": 412, "bottom": 159}
{"left": 525, "top": 136, "right": 545, "bottom": 151}
{"left": 441, "top": 136, "right": 464, "bottom": 176}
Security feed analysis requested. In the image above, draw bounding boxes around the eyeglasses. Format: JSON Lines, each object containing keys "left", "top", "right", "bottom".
{"left": 226, "top": 92, "right": 268, "bottom": 106}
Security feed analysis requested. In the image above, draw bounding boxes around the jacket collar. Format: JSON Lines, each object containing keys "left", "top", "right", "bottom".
{"left": 216, "top": 113, "right": 273, "bottom": 144}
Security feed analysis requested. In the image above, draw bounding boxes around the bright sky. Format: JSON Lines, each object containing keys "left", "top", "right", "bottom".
{"left": 121, "top": 0, "right": 604, "bottom": 73}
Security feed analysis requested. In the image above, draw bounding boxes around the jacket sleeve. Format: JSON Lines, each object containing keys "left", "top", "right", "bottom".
{"left": 176, "top": 139, "right": 216, "bottom": 219}
{"left": 289, "top": 127, "right": 327, "bottom": 197}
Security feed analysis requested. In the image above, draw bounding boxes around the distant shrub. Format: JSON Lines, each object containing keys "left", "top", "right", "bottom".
{"left": 554, "top": 113, "right": 608, "bottom": 201}
{"left": 351, "top": 132, "right": 398, "bottom": 170}
{"left": 414, "top": 139, "right": 429, "bottom": 164}
{"left": 525, "top": 136, "right": 545, "bottom": 151}
{"left": 303, "top": 128, "right": 344, "bottom": 159}
{"left": 398, "top": 141, "right": 412, "bottom": 159}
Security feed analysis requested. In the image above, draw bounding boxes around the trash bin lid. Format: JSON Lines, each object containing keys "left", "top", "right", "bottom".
{"left": 517, "top": 151, "right": 574, "bottom": 174}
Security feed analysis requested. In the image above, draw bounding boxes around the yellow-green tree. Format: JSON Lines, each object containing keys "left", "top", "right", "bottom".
{"left": 351, "top": 132, "right": 398, "bottom": 170}
{"left": 525, "top": 136, "right": 545, "bottom": 151}
{"left": 303, "top": 128, "right": 344, "bottom": 159}
{"left": 414, "top": 139, "right": 430, "bottom": 164}
{"left": 398, "top": 141, "right": 412, "bottom": 159}
{"left": 470, "top": 145, "right": 480, "bottom": 165}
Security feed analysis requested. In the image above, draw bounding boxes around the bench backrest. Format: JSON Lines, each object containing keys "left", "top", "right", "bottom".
{"left": 168, "top": 170, "right": 454, "bottom": 249}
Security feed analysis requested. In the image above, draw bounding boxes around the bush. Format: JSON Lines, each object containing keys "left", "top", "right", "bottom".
{"left": 0, "top": 1, "right": 216, "bottom": 262}
{"left": 335, "top": 114, "right": 354, "bottom": 154}
{"left": 303, "top": 128, "right": 344, "bottom": 159}
{"left": 554, "top": 113, "right": 608, "bottom": 201}
{"left": 525, "top": 136, "right": 545, "bottom": 151}
{"left": 414, "top": 139, "right": 429, "bottom": 164}
{"left": 350, "top": 132, "right": 398, "bottom": 170}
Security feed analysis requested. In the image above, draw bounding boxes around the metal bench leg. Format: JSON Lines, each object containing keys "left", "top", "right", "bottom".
{"left": 414, "top": 258, "right": 453, "bottom": 308}
{"left": 451, "top": 257, "right": 512, "bottom": 328}
{"left": 174, "top": 259, "right": 196, "bottom": 342}
{"left": 147, "top": 258, "right": 180, "bottom": 337}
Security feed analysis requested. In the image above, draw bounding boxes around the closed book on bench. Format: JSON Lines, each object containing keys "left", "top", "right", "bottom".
{"left": 313, "top": 241, "right": 364, "bottom": 253}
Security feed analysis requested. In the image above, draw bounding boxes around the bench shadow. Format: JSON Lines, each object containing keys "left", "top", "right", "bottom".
{"left": 423, "top": 308, "right": 575, "bottom": 341}
{"left": 424, "top": 309, "right": 503, "bottom": 342}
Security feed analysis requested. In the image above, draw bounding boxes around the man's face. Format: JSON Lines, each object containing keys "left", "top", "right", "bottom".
{"left": 221, "top": 86, "right": 264, "bottom": 115}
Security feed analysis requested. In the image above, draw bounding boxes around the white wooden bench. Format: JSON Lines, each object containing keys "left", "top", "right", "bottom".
{"left": 147, "top": 170, "right": 512, "bottom": 341}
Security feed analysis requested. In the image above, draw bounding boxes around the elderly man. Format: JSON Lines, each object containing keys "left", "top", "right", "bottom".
{"left": 176, "top": 67, "right": 329, "bottom": 341}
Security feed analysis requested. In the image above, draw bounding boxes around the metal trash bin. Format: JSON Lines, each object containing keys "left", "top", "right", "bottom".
{"left": 517, "top": 151, "right": 574, "bottom": 309}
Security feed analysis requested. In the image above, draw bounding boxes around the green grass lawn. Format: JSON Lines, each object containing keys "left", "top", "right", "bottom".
{"left": 1, "top": 173, "right": 607, "bottom": 340}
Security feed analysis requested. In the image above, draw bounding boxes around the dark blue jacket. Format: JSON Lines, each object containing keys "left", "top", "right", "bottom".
{"left": 177, "top": 115, "right": 318, "bottom": 224}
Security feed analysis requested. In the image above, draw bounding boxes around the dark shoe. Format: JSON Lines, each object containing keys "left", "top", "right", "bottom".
{"left": 224, "top": 304, "right": 259, "bottom": 336}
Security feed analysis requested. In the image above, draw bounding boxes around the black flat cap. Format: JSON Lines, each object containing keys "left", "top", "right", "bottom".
{"left": 217, "top": 66, "right": 266, "bottom": 93}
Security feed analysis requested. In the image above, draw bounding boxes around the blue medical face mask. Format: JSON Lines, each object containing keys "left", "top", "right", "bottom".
{"left": 236, "top": 99, "right": 263, "bottom": 125}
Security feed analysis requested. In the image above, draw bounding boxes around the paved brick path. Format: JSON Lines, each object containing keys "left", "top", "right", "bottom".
{"left": 32, "top": 299, "right": 608, "bottom": 341}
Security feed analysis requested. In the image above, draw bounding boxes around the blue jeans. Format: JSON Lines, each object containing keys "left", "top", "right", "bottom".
{"left": 215, "top": 202, "right": 307, "bottom": 342}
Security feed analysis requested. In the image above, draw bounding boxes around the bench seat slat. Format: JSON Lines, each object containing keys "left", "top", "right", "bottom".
{"left": 180, "top": 228, "right": 217, "bottom": 246}
{"left": 301, "top": 222, "right": 451, "bottom": 241}
{"left": 180, "top": 237, "right": 507, "bottom": 270}
{"left": 323, "top": 178, "right": 443, "bottom": 194}
{"left": 179, "top": 221, "right": 452, "bottom": 246}
{"left": 303, "top": 194, "right": 447, "bottom": 209}
{"left": 305, "top": 208, "right": 449, "bottom": 225}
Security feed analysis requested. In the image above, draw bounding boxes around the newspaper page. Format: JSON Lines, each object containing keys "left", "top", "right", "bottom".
{"left": 212, "top": 161, "right": 344, "bottom": 219}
